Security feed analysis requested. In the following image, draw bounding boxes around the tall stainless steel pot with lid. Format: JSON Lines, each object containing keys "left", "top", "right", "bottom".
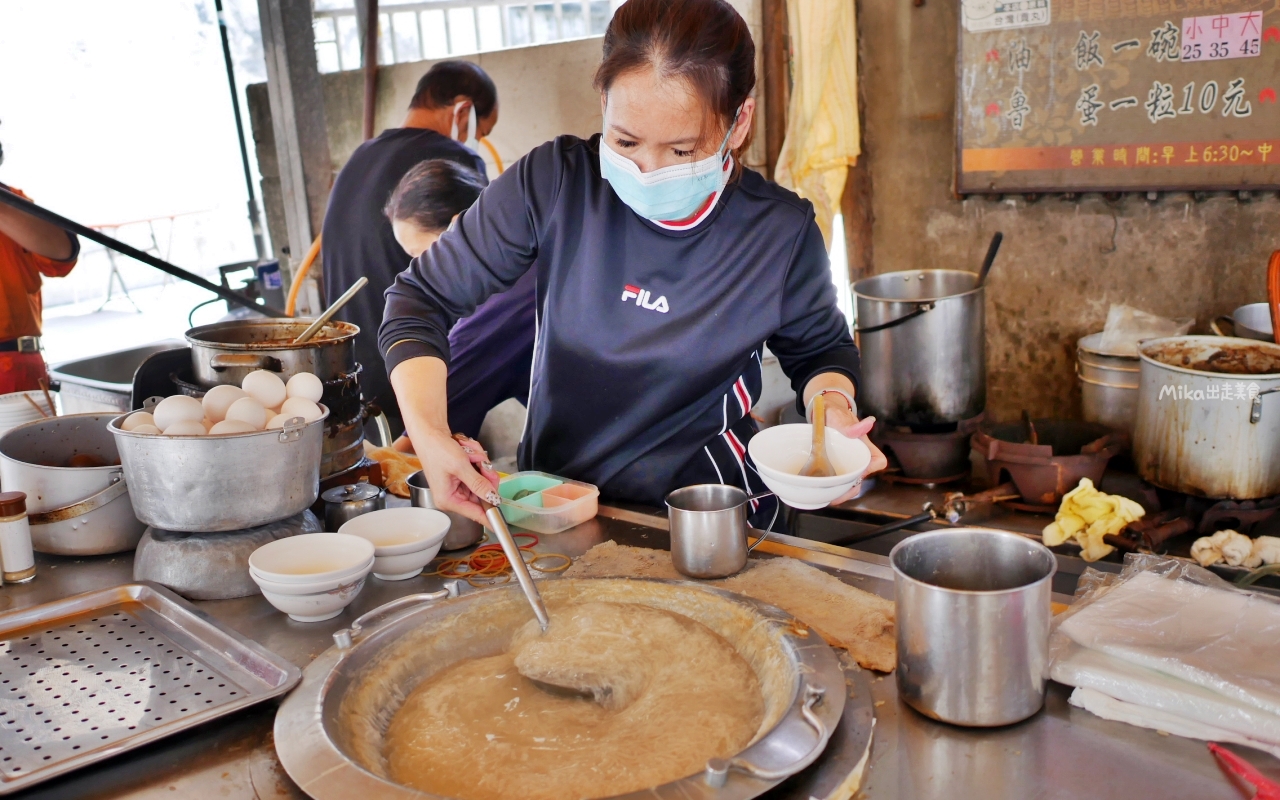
{"left": 1134, "top": 336, "right": 1280, "bottom": 499}
{"left": 853, "top": 270, "right": 985, "bottom": 427}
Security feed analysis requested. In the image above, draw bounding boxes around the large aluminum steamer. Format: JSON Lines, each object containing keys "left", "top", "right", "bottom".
{"left": 109, "top": 407, "right": 328, "bottom": 532}
{"left": 275, "top": 578, "right": 847, "bottom": 800}
{"left": 185, "top": 319, "right": 366, "bottom": 476}
{"left": 853, "top": 270, "right": 986, "bottom": 428}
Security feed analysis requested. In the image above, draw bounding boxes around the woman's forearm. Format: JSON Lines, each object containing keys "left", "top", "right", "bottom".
{"left": 389, "top": 354, "right": 451, "bottom": 438}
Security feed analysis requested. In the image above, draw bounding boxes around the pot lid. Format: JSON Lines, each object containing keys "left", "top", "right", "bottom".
{"left": 322, "top": 482, "right": 382, "bottom": 504}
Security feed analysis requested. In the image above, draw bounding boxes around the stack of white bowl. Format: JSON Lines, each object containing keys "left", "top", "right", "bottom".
{"left": 338, "top": 507, "right": 451, "bottom": 580}
{"left": 0, "top": 391, "right": 55, "bottom": 438}
{"left": 249, "top": 533, "right": 374, "bottom": 622}
{"left": 747, "top": 424, "right": 873, "bottom": 510}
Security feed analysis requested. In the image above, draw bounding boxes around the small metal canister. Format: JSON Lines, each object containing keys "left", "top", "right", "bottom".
{"left": 0, "top": 491, "right": 35, "bottom": 583}
{"left": 321, "top": 483, "right": 385, "bottom": 532}
{"left": 406, "top": 470, "right": 484, "bottom": 551}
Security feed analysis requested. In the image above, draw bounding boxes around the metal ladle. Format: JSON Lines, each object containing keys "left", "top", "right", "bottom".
{"left": 478, "top": 496, "right": 550, "bottom": 631}
{"left": 292, "top": 276, "right": 368, "bottom": 345}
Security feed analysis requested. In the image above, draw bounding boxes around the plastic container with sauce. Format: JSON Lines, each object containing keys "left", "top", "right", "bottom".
{"left": 497, "top": 471, "right": 599, "bottom": 534}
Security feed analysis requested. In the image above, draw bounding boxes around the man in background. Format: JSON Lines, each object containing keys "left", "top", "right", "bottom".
{"left": 0, "top": 128, "right": 79, "bottom": 395}
{"left": 323, "top": 60, "right": 499, "bottom": 437}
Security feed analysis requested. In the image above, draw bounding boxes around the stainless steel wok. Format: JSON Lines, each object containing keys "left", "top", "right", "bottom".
{"left": 275, "top": 578, "right": 847, "bottom": 800}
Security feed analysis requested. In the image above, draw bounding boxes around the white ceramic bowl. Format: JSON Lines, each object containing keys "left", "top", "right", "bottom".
{"left": 253, "top": 571, "right": 369, "bottom": 622}
{"left": 338, "top": 507, "right": 451, "bottom": 580}
{"left": 250, "top": 555, "right": 374, "bottom": 593}
{"left": 248, "top": 532, "right": 375, "bottom": 585}
{"left": 748, "top": 424, "right": 873, "bottom": 510}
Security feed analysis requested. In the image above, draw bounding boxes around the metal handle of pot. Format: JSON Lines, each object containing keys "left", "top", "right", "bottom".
{"left": 333, "top": 581, "right": 461, "bottom": 649}
{"left": 209, "top": 353, "right": 283, "bottom": 373}
{"left": 1210, "top": 315, "right": 1234, "bottom": 337}
{"left": 277, "top": 417, "right": 308, "bottom": 443}
{"left": 1249, "top": 387, "right": 1280, "bottom": 424}
{"left": 854, "top": 301, "right": 936, "bottom": 334}
{"left": 704, "top": 683, "right": 827, "bottom": 787}
{"left": 28, "top": 472, "right": 128, "bottom": 526}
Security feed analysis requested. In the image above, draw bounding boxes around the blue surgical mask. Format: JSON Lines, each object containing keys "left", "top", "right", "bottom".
{"left": 599, "top": 108, "right": 740, "bottom": 222}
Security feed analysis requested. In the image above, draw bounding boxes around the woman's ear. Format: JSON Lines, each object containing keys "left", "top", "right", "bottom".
{"left": 730, "top": 97, "right": 756, "bottom": 151}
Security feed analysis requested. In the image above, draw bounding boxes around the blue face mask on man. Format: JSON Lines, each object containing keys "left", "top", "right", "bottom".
{"left": 598, "top": 108, "right": 740, "bottom": 222}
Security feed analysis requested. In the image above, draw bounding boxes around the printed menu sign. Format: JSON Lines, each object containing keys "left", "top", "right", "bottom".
{"left": 956, "top": 0, "right": 1280, "bottom": 193}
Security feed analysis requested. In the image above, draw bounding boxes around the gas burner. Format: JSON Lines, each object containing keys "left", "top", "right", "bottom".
{"left": 879, "top": 470, "right": 970, "bottom": 488}
{"left": 972, "top": 418, "right": 1125, "bottom": 507}
{"left": 873, "top": 413, "right": 983, "bottom": 483}
{"left": 1198, "top": 496, "right": 1280, "bottom": 536}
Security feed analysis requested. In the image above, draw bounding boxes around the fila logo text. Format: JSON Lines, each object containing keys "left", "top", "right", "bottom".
{"left": 621, "top": 284, "right": 669, "bottom": 314}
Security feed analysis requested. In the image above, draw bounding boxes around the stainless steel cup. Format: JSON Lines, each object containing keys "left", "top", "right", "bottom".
{"left": 665, "top": 484, "right": 766, "bottom": 579}
{"left": 407, "top": 470, "right": 485, "bottom": 551}
{"left": 890, "top": 529, "right": 1057, "bottom": 727}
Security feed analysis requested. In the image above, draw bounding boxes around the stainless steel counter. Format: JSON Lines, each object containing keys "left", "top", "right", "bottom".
{"left": 3, "top": 505, "right": 1278, "bottom": 799}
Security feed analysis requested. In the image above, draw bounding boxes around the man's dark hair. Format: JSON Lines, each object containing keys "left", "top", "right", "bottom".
{"left": 384, "top": 159, "right": 487, "bottom": 233}
{"left": 408, "top": 60, "right": 498, "bottom": 119}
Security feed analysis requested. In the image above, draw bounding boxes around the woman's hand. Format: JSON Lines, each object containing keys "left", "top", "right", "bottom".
{"left": 822, "top": 395, "right": 889, "bottom": 506}
{"left": 414, "top": 429, "right": 501, "bottom": 526}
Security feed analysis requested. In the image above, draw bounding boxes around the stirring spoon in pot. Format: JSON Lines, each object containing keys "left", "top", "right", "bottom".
{"left": 293, "top": 276, "right": 368, "bottom": 344}
{"left": 478, "top": 495, "right": 551, "bottom": 631}
{"left": 800, "top": 393, "right": 837, "bottom": 478}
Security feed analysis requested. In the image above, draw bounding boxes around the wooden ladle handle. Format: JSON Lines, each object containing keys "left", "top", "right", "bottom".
{"left": 1268, "top": 250, "right": 1280, "bottom": 346}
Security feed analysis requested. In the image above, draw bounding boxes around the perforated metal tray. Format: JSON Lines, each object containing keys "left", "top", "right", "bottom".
{"left": 0, "top": 582, "right": 300, "bottom": 794}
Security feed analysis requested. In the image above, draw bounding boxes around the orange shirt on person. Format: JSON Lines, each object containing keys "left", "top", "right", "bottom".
{"left": 0, "top": 187, "right": 77, "bottom": 341}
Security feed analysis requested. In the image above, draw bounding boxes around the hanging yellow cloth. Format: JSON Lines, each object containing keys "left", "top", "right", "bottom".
{"left": 773, "top": 0, "right": 861, "bottom": 246}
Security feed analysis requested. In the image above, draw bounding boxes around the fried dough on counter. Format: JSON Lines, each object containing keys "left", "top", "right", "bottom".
{"left": 363, "top": 442, "right": 420, "bottom": 497}
{"left": 563, "top": 541, "right": 896, "bottom": 672}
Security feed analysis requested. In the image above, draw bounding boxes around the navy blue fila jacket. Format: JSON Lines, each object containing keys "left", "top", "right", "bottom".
{"left": 380, "top": 134, "right": 860, "bottom": 509}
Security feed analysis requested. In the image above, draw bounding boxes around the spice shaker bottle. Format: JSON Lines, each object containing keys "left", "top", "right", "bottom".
{"left": 0, "top": 491, "right": 35, "bottom": 583}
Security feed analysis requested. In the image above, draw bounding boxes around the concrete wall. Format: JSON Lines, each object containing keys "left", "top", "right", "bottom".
{"left": 858, "top": 0, "right": 1280, "bottom": 423}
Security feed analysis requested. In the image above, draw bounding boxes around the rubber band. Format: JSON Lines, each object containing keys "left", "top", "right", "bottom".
{"left": 529, "top": 553, "right": 571, "bottom": 573}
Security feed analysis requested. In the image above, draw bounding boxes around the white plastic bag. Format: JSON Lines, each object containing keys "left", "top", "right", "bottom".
{"left": 1096, "top": 304, "right": 1193, "bottom": 356}
{"left": 1049, "top": 554, "right": 1280, "bottom": 753}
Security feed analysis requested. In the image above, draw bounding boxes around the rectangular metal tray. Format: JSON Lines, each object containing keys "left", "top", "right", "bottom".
{"left": 0, "top": 582, "right": 301, "bottom": 794}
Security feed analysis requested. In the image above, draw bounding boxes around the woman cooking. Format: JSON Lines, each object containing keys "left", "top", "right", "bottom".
{"left": 380, "top": 0, "right": 886, "bottom": 530}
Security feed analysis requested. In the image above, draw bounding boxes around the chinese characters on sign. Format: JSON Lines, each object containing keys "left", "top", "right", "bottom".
{"left": 1147, "top": 21, "right": 1180, "bottom": 62}
{"left": 1007, "top": 87, "right": 1031, "bottom": 129}
{"left": 962, "top": 0, "right": 1051, "bottom": 33}
{"left": 1180, "top": 12, "right": 1263, "bottom": 62}
{"left": 1076, "top": 85, "right": 1103, "bottom": 126}
{"left": 1075, "top": 30, "right": 1105, "bottom": 69}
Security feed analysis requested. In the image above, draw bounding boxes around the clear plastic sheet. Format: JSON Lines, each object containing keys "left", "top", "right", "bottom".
{"left": 1096, "top": 304, "right": 1193, "bottom": 356}
{"left": 1049, "top": 554, "right": 1280, "bottom": 752}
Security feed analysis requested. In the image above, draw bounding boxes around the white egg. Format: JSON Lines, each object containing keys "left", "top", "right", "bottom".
{"left": 266, "top": 413, "right": 293, "bottom": 429}
{"left": 202, "top": 385, "right": 248, "bottom": 423}
{"left": 153, "top": 395, "right": 205, "bottom": 432}
{"left": 163, "top": 420, "right": 208, "bottom": 436}
{"left": 285, "top": 372, "right": 324, "bottom": 403}
{"left": 130, "top": 424, "right": 162, "bottom": 435}
{"left": 279, "top": 397, "right": 323, "bottom": 422}
{"left": 209, "top": 419, "right": 257, "bottom": 435}
{"left": 121, "top": 411, "right": 155, "bottom": 431}
{"left": 225, "top": 397, "right": 268, "bottom": 430}
{"left": 241, "top": 370, "right": 287, "bottom": 409}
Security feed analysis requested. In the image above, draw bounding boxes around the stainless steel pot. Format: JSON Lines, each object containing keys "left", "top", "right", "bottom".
{"left": 274, "top": 578, "right": 846, "bottom": 800}
{"left": 406, "top": 470, "right": 484, "bottom": 551}
{"left": 665, "top": 484, "right": 768, "bottom": 579}
{"left": 1077, "top": 332, "right": 1139, "bottom": 434}
{"left": 853, "top": 270, "right": 985, "bottom": 427}
{"left": 109, "top": 407, "right": 328, "bottom": 532}
{"left": 185, "top": 319, "right": 358, "bottom": 387}
{"left": 0, "top": 414, "right": 146, "bottom": 555}
{"left": 891, "top": 529, "right": 1056, "bottom": 727}
{"left": 1134, "top": 336, "right": 1280, "bottom": 499}
{"left": 1211, "top": 303, "right": 1273, "bottom": 342}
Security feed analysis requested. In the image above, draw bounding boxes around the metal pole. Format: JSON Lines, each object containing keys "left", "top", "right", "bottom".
{"left": 362, "top": 0, "right": 379, "bottom": 141}
{"left": 0, "top": 186, "right": 284, "bottom": 318}
{"left": 214, "top": 0, "right": 267, "bottom": 261}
